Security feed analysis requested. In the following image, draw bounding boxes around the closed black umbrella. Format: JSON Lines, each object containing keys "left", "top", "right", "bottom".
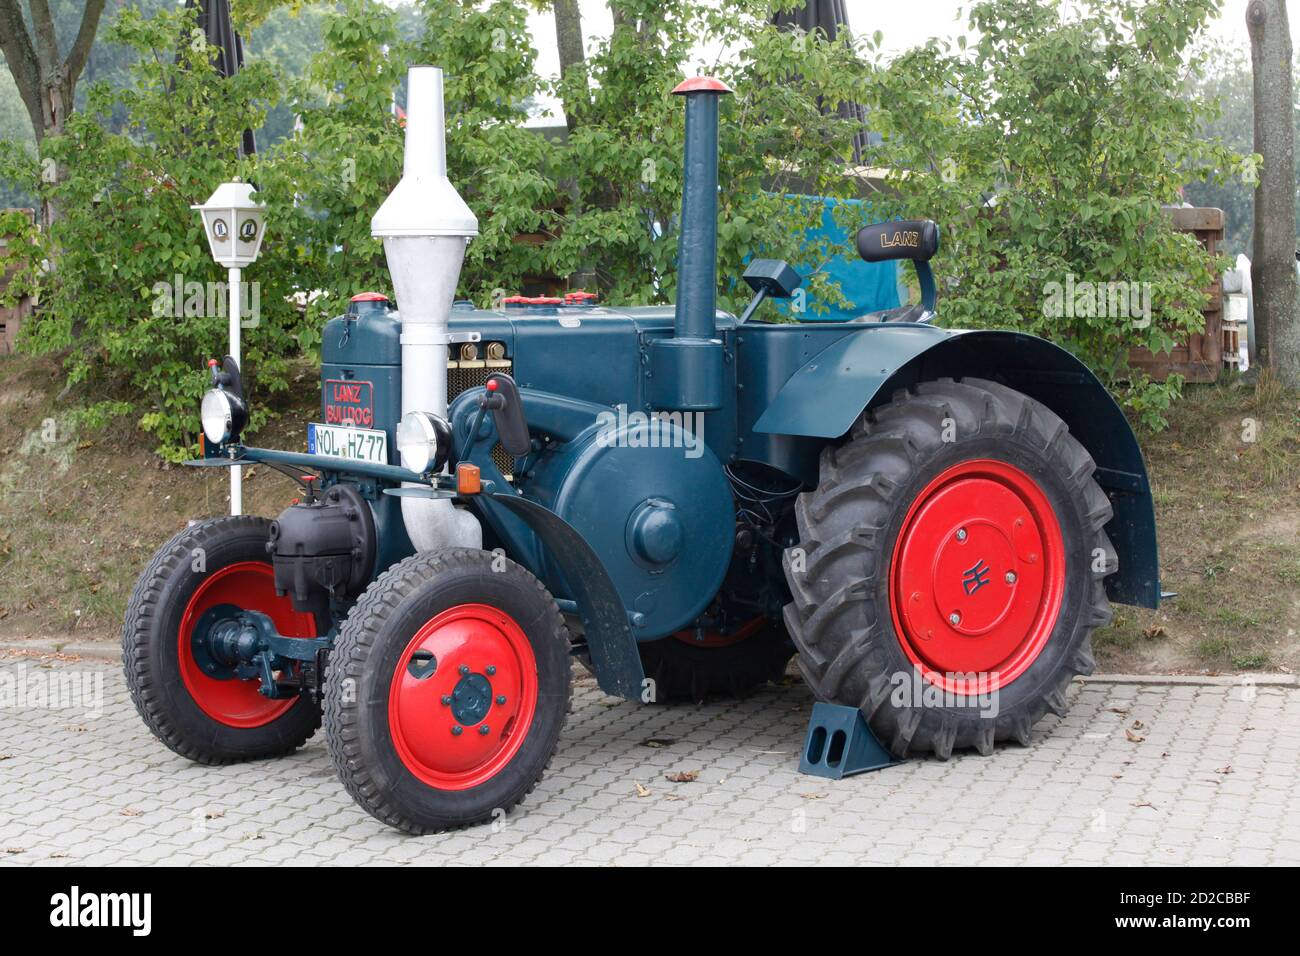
{"left": 772, "top": 0, "right": 853, "bottom": 39}
{"left": 772, "top": 0, "right": 870, "bottom": 163}
{"left": 182, "top": 0, "right": 256, "bottom": 157}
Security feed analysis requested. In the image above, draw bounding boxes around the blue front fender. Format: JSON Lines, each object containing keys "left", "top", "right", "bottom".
{"left": 754, "top": 327, "right": 1160, "bottom": 609}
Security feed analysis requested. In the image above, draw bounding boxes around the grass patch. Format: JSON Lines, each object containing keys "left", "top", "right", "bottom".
{"left": 0, "top": 352, "right": 319, "bottom": 637}
{"left": 1091, "top": 370, "right": 1300, "bottom": 673}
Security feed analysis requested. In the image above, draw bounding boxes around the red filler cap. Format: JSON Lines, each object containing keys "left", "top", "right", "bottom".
{"left": 671, "top": 77, "right": 733, "bottom": 95}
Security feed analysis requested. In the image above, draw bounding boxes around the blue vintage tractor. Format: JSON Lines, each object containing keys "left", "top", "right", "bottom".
{"left": 123, "top": 68, "right": 1159, "bottom": 833}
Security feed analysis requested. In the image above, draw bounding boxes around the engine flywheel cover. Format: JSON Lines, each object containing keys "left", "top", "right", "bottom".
{"left": 537, "top": 419, "right": 733, "bottom": 639}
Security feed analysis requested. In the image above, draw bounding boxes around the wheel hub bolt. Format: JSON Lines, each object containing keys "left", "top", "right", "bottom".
{"left": 478, "top": 725, "right": 491, "bottom": 735}
{"left": 1005, "top": 571, "right": 1017, "bottom": 584}
{"left": 486, "top": 665, "right": 497, "bottom": 675}
{"left": 956, "top": 528, "right": 968, "bottom": 542}
{"left": 496, "top": 695, "right": 507, "bottom": 705}
{"left": 458, "top": 664, "right": 470, "bottom": 676}
{"left": 451, "top": 725, "right": 463, "bottom": 736}
{"left": 949, "top": 612, "right": 961, "bottom": 625}
{"left": 440, "top": 694, "right": 451, "bottom": 705}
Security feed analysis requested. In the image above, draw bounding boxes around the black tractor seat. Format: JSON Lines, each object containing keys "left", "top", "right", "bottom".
{"left": 850, "top": 303, "right": 932, "bottom": 324}
{"left": 851, "top": 219, "right": 940, "bottom": 323}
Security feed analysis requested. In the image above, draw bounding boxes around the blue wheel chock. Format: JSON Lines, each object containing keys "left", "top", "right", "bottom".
{"left": 798, "top": 702, "right": 901, "bottom": 779}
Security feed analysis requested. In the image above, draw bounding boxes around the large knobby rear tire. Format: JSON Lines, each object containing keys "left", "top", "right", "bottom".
{"left": 324, "top": 548, "right": 571, "bottom": 834}
{"left": 783, "top": 378, "right": 1115, "bottom": 759}
{"left": 122, "top": 516, "right": 322, "bottom": 764}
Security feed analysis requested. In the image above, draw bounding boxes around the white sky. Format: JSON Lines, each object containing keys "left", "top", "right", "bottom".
{"left": 524, "top": 1, "right": 1293, "bottom": 67}
{"left": 515, "top": 0, "right": 1295, "bottom": 123}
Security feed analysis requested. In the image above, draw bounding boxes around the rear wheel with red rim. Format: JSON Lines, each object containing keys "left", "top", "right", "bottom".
{"left": 889, "top": 459, "right": 1065, "bottom": 695}
{"left": 123, "top": 516, "right": 322, "bottom": 765}
{"left": 325, "top": 548, "right": 570, "bottom": 834}
{"left": 783, "top": 378, "right": 1115, "bottom": 759}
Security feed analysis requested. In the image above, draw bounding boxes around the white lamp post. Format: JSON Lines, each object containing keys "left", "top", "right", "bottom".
{"left": 193, "top": 179, "right": 266, "bottom": 515}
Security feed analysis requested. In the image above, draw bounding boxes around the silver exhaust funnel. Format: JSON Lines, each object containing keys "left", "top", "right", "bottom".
{"left": 372, "top": 66, "right": 482, "bottom": 552}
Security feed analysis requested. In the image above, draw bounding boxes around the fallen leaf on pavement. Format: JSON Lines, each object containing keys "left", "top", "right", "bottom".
{"left": 664, "top": 770, "right": 699, "bottom": 783}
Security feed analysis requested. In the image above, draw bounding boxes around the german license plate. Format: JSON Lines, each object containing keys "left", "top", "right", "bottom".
{"left": 308, "top": 423, "right": 388, "bottom": 464}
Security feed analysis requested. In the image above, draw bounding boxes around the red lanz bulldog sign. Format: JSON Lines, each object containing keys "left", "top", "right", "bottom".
{"left": 324, "top": 379, "right": 375, "bottom": 428}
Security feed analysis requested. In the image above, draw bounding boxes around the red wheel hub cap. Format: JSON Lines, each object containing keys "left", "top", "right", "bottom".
{"left": 889, "top": 459, "right": 1065, "bottom": 693}
{"left": 178, "top": 562, "right": 316, "bottom": 728}
{"left": 388, "top": 604, "right": 538, "bottom": 790}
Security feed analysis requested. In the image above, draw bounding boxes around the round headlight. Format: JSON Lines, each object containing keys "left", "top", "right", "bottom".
{"left": 201, "top": 388, "right": 246, "bottom": 445}
{"left": 397, "top": 411, "right": 451, "bottom": 474}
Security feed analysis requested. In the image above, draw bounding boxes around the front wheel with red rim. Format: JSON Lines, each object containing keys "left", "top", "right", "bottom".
{"left": 783, "top": 378, "right": 1115, "bottom": 759}
{"left": 325, "top": 548, "right": 571, "bottom": 834}
{"left": 122, "top": 516, "right": 322, "bottom": 765}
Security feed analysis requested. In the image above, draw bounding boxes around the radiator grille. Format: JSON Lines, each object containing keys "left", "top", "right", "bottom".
{"left": 448, "top": 354, "right": 515, "bottom": 478}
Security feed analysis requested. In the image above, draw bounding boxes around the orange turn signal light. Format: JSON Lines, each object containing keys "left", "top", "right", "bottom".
{"left": 456, "top": 462, "right": 481, "bottom": 495}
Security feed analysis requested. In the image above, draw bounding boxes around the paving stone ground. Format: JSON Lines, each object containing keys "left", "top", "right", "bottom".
{"left": 0, "top": 652, "right": 1297, "bottom": 866}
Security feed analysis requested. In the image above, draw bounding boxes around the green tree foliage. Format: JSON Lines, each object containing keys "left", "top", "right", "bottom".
{"left": 854, "top": 0, "right": 1247, "bottom": 426}
{"left": 5, "top": 0, "right": 1247, "bottom": 457}
{"left": 2, "top": 6, "right": 304, "bottom": 453}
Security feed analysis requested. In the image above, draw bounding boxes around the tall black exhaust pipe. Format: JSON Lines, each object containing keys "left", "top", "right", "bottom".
{"left": 649, "top": 77, "right": 733, "bottom": 412}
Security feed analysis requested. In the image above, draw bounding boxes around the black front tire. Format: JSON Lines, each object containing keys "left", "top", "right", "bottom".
{"left": 122, "top": 516, "right": 322, "bottom": 764}
{"left": 324, "top": 548, "right": 571, "bottom": 834}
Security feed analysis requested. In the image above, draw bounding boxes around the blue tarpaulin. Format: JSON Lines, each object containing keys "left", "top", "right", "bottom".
{"left": 771, "top": 195, "right": 901, "bottom": 321}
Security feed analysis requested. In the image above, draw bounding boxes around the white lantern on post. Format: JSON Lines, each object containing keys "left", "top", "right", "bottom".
{"left": 194, "top": 180, "right": 265, "bottom": 269}
{"left": 192, "top": 179, "right": 265, "bottom": 515}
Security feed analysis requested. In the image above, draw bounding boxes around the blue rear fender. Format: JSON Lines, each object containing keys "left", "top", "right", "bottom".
{"left": 752, "top": 327, "right": 1160, "bottom": 609}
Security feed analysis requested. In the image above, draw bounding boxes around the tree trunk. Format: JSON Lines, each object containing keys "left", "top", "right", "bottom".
{"left": 0, "top": 0, "right": 109, "bottom": 228}
{"left": 553, "top": 1, "right": 596, "bottom": 290}
{"left": 1247, "top": 0, "right": 1298, "bottom": 384}
{"left": 552, "top": 0, "right": 584, "bottom": 134}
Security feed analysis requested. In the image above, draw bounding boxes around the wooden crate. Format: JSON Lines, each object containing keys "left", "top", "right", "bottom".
{"left": 1127, "top": 206, "right": 1224, "bottom": 383}
{"left": 0, "top": 208, "right": 37, "bottom": 355}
